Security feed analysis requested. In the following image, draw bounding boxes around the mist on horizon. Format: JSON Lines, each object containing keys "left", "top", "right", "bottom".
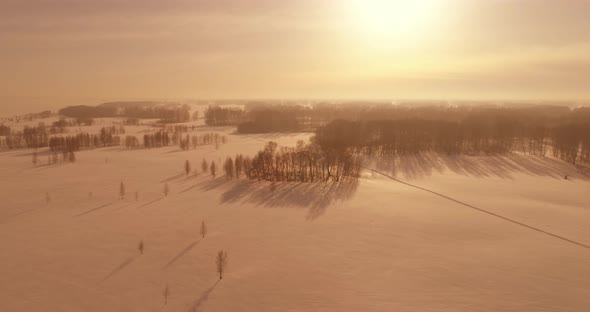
{"left": 2, "top": 0, "right": 590, "bottom": 105}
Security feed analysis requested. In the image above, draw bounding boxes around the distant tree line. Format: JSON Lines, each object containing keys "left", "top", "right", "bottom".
{"left": 143, "top": 131, "right": 227, "bottom": 149}
{"left": 59, "top": 102, "right": 191, "bottom": 123}
{"left": 314, "top": 117, "right": 590, "bottom": 165}
{"left": 204, "top": 106, "right": 246, "bottom": 126}
{"left": 204, "top": 106, "right": 301, "bottom": 133}
{"left": 49, "top": 128, "right": 124, "bottom": 152}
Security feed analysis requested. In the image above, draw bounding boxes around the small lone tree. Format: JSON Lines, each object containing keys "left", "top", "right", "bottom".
{"left": 32, "top": 151, "right": 38, "bottom": 166}
{"left": 119, "top": 182, "right": 126, "bottom": 200}
{"left": 185, "top": 160, "right": 191, "bottom": 177}
{"left": 216, "top": 250, "right": 228, "bottom": 280}
{"left": 138, "top": 240, "right": 144, "bottom": 255}
{"left": 201, "top": 159, "right": 208, "bottom": 173}
{"left": 45, "top": 192, "right": 51, "bottom": 204}
{"left": 164, "top": 183, "right": 170, "bottom": 197}
{"left": 135, "top": 191, "right": 139, "bottom": 201}
{"left": 163, "top": 284, "right": 170, "bottom": 306}
{"left": 69, "top": 150, "right": 76, "bottom": 163}
{"left": 210, "top": 161, "right": 217, "bottom": 179}
{"left": 200, "top": 221, "right": 207, "bottom": 238}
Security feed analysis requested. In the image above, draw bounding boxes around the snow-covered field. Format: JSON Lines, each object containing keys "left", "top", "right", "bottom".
{"left": 1, "top": 122, "right": 589, "bottom": 311}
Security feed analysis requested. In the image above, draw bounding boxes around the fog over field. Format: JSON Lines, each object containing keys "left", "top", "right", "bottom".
{"left": 2, "top": 0, "right": 590, "bottom": 311}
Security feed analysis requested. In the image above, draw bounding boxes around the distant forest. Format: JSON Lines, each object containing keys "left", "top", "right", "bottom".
{"left": 203, "top": 104, "right": 590, "bottom": 165}
{"left": 59, "top": 101, "right": 191, "bottom": 123}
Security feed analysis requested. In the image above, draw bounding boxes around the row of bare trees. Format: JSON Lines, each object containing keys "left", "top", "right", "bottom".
{"left": 179, "top": 133, "right": 227, "bottom": 151}
{"left": 143, "top": 131, "right": 227, "bottom": 149}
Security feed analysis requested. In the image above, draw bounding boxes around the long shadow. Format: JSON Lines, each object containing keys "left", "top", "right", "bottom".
{"left": 160, "top": 172, "right": 185, "bottom": 183}
{"left": 177, "top": 174, "right": 207, "bottom": 187}
{"left": 137, "top": 197, "right": 164, "bottom": 209}
{"left": 217, "top": 179, "right": 359, "bottom": 221}
{"left": 162, "top": 238, "right": 202, "bottom": 269}
{"left": 102, "top": 256, "right": 137, "bottom": 281}
{"left": 73, "top": 202, "right": 114, "bottom": 217}
{"left": 0, "top": 208, "right": 40, "bottom": 224}
{"left": 367, "top": 167, "right": 590, "bottom": 251}
{"left": 188, "top": 280, "right": 221, "bottom": 312}
{"left": 370, "top": 153, "right": 590, "bottom": 181}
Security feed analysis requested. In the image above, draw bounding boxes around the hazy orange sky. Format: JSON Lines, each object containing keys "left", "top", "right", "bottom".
{"left": 1, "top": 0, "right": 590, "bottom": 111}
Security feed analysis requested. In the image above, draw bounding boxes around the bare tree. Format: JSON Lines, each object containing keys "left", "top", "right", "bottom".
{"left": 215, "top": 250, "right": 228, "bottom": 280}
{"left": 185, "top": 160, "right": 191, "bottom": 177}
{"left": 224, "top": 157, "right": 234, "bottom": 179}
{"left": 45, "top": 192, "right": 51, "bottom": 205}
{"left": 120, "top": 182, "right": 126, "bottom": 200}
{"left": 164, "top": 183, "right": 170, "bottom": 197}
{"left": 234, "top": 154, "right": 244, "bottom": 179}
{"left": 201, "top": 158, "right": 209, "bottom": 173}
{"left": 135, "top": 191, "right": 139, "bottom": 201}
{"left": 163, "top": 284, "right": 170, "bottom": 306}
{"left": 32, "top": 151, "right": 38, "bottom": 166}
{"left": 138, "top": 240, "right": 144, "bottom": 255}
{"left": 210, "top": 161, "right": 217, "bottom": 179}
{"left": 200, "top": 221, "right": 207, "bottom": 238}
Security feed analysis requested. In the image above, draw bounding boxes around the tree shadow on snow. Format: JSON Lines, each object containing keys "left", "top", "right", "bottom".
{"left": 188, "top": 280, "right": 220, "bottom": 312}
{"left": 162, "top": 239, "right": 202, "bottom": 269}
{"left": 207, "top": 179, "right": 359, "bottom": 221}
{"left": 368, "top": 153, "right": 590, "bottom": 181}
{"left": 102, "top": 255, "right": 137, "bottom": 281}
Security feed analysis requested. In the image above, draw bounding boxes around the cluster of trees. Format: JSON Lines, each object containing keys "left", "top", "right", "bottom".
{"left": 552, "top": 124, "right": 590, "bottom": 164}
{"left": 144, "top": 131, "right": 227, "bottom": 150}
{"left": 178, "top": 133, "right": 227, "bottom": 150}
{"left": 237, "top": 109, "right": 301, "bottom": 133}
{"left": 2, "top": 123, "right": 119, "bottom": 150}
{"left": 52, "top": 118, "right": 94, "bottom": 128}
{"left": 49, "top": 131, "right": 122, "bottom": 152}
{"left": 143, "top": 131, "right": 172, "bottom": 148}
{"left": 204, "top": 106, "right": 301, "bottom": 133}
{"left": 0, "top": 125, "right": 10, "bottom": 136}
{"left": 38, "top": 149, "right": 77, "bottom": 165}
{"left": 204, "top": 106, "right": 246, "bottom": 126}
{"left": 217, "top": 142, "right": 361, "bottom": 183}
{"left": 3, "top": 125, "right": 49, "bottom": 149}
{"left": 245, "top": 141, "right": 361, "bottom": 182}
{"left": 124, "top": 136, "right": 141, "bottom": 148}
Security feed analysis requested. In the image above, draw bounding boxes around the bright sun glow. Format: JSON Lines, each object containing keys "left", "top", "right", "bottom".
{"left": 347, "top": 0, "right": 441, "bottom": 40}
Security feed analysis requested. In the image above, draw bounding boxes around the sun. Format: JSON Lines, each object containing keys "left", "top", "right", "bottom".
{"left": 346, "top": 0, "right": 441, "bottom": 40}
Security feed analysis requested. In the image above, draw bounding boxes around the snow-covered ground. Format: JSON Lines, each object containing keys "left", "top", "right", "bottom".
{"left": 1, "top": 122, "right": 589, "bottom": 311}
